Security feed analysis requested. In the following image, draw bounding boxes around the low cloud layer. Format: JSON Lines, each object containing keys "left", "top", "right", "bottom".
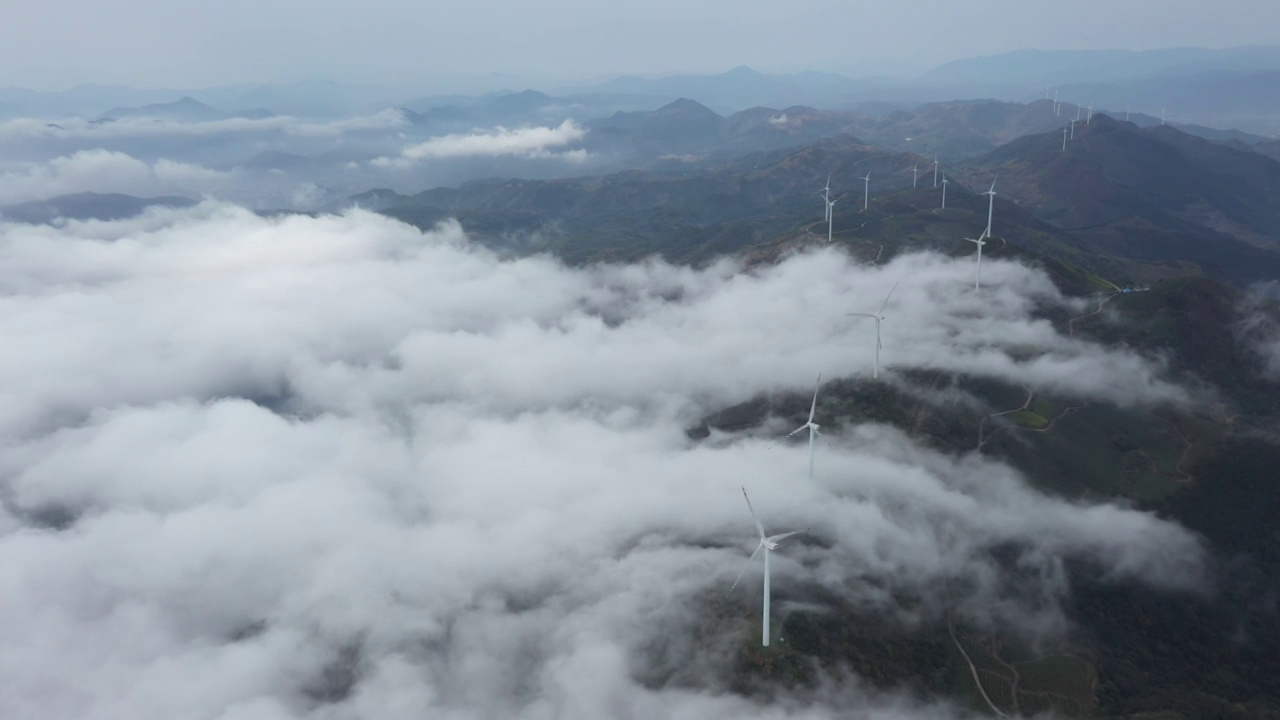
{"left": 1238, "top": 282, "right": 1280, "bottom": 380}
{"left": 0, "top": 206, "right": 1203, "bottom": 718}
{"left": 0, "top": 109, "right": 410, "bottom": 141}
{"left": 0, "top": 149, "right": 227, "bottom": 205}
{"left": 373, "top": 120, "right": 588, "bottom": 167}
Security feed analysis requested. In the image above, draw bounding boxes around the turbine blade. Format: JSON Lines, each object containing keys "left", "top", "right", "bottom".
{"left": 878, "top": 282, "right": 899, "bottom": 316}
{"left": 728, "top": 541, "right": 764, "bottom": 594}
{"left": 846, "top": 312, "right": 876, "bottom": 319}
{"left": 989, "top": 176, "right": 998, "bottom": 193}
{"left": 741, "top": 486, "right": 766, "bottom": 540}
{"left": 786, "top": 423, "right": 809, "bottom": 437}
{"left": 808, "top": 373, "right": 821, "bottom": 422}
{"left": 766, "top": 530, "right": 804, "bottom": 544}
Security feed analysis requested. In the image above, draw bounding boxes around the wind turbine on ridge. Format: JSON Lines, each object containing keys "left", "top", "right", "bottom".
{"left": 860, "top": 171, "right": 872, "bottom": 211}
{"left": 912, "top": 164, "right": 919, "bottom": 189}
{"left": 1063, "top": 125, "right": 1069, "bottom": 151}
{"left": 729, "top": 488, "right": 803, "bottom": 648}
{"left": 933, "top": 156, "right": 939, "bottom": 187}
{"left": 787, "top": 373, "right": 823, "bottom": 483}
{"left": 941, "top": 174, "right": 948, "bottom": 210}
{"left": 826, "top": 197, "right": 837, "bottom": 243}
{"left": 847, "top": 282, "right": 898, "bottom": 379}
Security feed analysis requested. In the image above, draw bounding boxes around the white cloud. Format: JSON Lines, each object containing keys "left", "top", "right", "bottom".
{"left": 0, "top": 149, "right": 227, "bottom": 205}
{"left": 0, "top": 206, "right": 1204, "bottom": 719}
{"left": 373, "top": 120, "right": 589, "bottom": 167}
{"left": 0, "top": 109, "right": 409, "bottom": 141}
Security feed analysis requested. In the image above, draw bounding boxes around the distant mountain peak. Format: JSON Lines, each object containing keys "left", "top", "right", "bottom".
{"left": 657, "top": 97, "right": 720, "bottom": 116}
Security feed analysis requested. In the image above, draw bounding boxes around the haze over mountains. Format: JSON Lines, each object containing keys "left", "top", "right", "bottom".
{"left": 4, "top": 35, "right": 1280, "bottom": 720}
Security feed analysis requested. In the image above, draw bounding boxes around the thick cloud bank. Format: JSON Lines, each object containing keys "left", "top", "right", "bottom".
{"left": 0, "top": 206, "right": 1202, "bottom": 719}
{"left": 373, "top": 120, "right": 589, "bottom": 167}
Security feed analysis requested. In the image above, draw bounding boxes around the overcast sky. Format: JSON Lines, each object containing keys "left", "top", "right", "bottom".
{"left": 5, "top": 0, "right": 1280, "bottom": 89}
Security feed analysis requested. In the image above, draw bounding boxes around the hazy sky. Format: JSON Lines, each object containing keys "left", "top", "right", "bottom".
{"left": 5, "top": 0, "right": 1280, "bottom": 89}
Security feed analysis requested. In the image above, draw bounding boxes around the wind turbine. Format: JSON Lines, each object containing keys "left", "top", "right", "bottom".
{"left": 1053, "top": 90, "right": 1060, "bottom": 115}
{"left": 966, "top": 233, "right": 987, "bottom": 290}
{"left": 820, "top": 174, "right": 831, "bottom": 222}
{"left": 729, "top": 487, "right": 803, "bottom": 648}
{"left": 787, "top": 373, "right": 823, "bottom": 483}
{"left": 846, "top": 282, "right": 898, "bottom": 379}
{"left": 912, "top": 164, "right": 919, "bottom": 189}
{"left": 1125, "top": 106, "right": 1130, "bottom": 122}
{"left": 1161, "top": 109, "right": 1166, "bottom": 125}
{"left": 1063, "top": 125, "right": 1069, "bottom": 151}
{"left": 827, "top": 198, "right": 837, "bottom": 243}
{"left": 941, "top": 175, "right": 948, "bottom": 209}
{"left": 933, "top": 156, "right": 939, "bottom": 187}
{"left": 981, "top": 176, "right": 997, "bottom": 240}
{"left": 1075, "top": 104, "right": 1081, "bottom": 123}
{"left": 861, "top": 171, "right": 872, "bottom": 210}
{"left": 1070, "top": 118, "right": 1076, "bottom": 139}
{"left": 1087, "top": 100, "right": 1094, "bottom": 124}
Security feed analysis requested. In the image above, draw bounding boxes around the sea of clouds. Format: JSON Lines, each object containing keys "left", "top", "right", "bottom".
{"left": 0, "top": 206, "right": 1204, "bottom": 719}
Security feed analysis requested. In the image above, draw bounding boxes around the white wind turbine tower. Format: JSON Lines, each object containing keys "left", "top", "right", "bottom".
{"left": 966, "top": 233, "right": 988, "bottom": 290}
{"left": 847, "top": 282, "right": 898, "bottom": 379}
{"left": 1075, "top": 104, "right": 1082, "bottom": 123}
{"left": 912, "top": 164, "right": 919, "bottom": 189}
{"left": 729, "top": 487, "right": 803, "bottom": 647}
{"left": 1070, "top": 117, "right": 1076, "bottom": 139}
{"left": 1087, "top": 100, "right": 1094, "bottom": 124}
{"left": 820, "top": 174, "right": 831, "bottom": 222}
{"left": 861, "top": 171, "right": 872, "bottom": 210}
{"left": 1063, "top": 125, "right": 1069, "bottom": 151}
{"left": 1126, "top": 106, "right": 1131, "bottom": 121}
{"left": 787, "top": 373, "right": 823, "bottom": 483}
{"left": 1162, "top": 109, "right": 1167, "bottom": 125}
{"left": 827, "top": 198, "right": 837, "bottom": 243}
{"left": 981, "top": 176, "right": 997, "bottom": 240}
{"left": 1054, "top": 89, "right": 1060, "bottom": 115}
{"left": 941, "top": 175, "right": 948, "bottom": 209}
{"left": 933, "top": 156, "right": 940, "bottom": 187}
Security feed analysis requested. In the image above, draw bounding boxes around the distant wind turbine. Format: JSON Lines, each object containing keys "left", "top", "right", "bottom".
{"left": 981, "top": 176, "right": 997, "bottom": 240}
{"left": 1087, "top": 100, "right": 1093, "bottom": 124}
{"left": 1063, "top": 125, "right": 1069, "bottom": 151}
{"left": 861, "top": 171, "right": 872, "bottom": 210}
{"left": 941, "top": 175, "right": 948, "bottom": 209}
{"left": 966, "top": 233, "right": 988, "bottom": 290}
{"left": 1161, "top": 109, "right": 1166, "bottom": 125}
{"left": 847, "top": 282, "right": 898, "bottom": 379}
{"left": 820, "top": 174, "right": 831, "bottom": 222}
{"left": 827, "top": 198, "right": 837, "bottom": 243}
{"left": 912, "top": 164, "right": 919, "bottom": 189}
{"left": 729, "top": 487, "right": 803, "bottom": 647}
{"left": 1125, "top": 106, "right": 1130, "bottom": 122}
{"left": 1053, "top": 90, "right": 1060, "bottom": 115}
{"left": 786, "top": 373, "right": 823, "bottom": 483}
{"left": 1070, "top": 118, "right": 1076, "bottom": 140}
{"left": 933, "top": 156, "right": 939, "bottom": 188}
{"left": 1075, "top": 104, "right": 1081, "bottom": 123}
